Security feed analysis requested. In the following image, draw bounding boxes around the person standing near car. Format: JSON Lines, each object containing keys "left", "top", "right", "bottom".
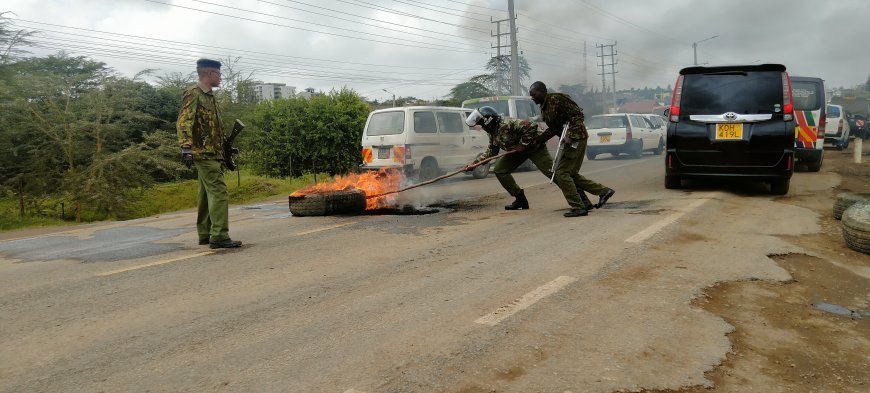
{"left": 177, "top": 58, "right": 242, "bottom": 249}
{"left": 529, "top": 81, "right": 615, "bottom": 215}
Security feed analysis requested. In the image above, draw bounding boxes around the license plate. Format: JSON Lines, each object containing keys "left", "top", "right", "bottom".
{"left": 378, "top": 147, "right": 390, "bottom": 159}
{"left": 599, "top": 135, "right": 611, "bottom": 143}
{"left": 716, "top": 123, "right": 743, "bottom": 140}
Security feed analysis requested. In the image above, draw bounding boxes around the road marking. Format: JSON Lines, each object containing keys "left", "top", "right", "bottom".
{"left": 96, "top": 251, "right": 214, "bottom": 277}
{"left": 343, "top": 389, "right": 367, "bottom": 393}
{"left": 475, "top": 275, "right": 578, "bottom": 326}
{"left": 293, "top": 222, "right": 356, "bottom": 236}
{"left": 624, "top": 196, "right": 713, "bottom": 244}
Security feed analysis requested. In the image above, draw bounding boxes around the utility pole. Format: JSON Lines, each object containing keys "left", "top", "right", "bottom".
{"left": 491, "top": 17, "right": 510, "bottom": 95}
{"left": 596, "top": 42, "right": 618, "bottom": 113}
{"left": 692, "top": 35, "right": 718, "bottom": 66}
{"left": 507, "top": 0, "right": 520, "bottom": 95}
{"left": 382, "top": 89, "right": 396, "bottom": 107}
{"left": 583, "top": 40, "right": 588, "bottom": 88}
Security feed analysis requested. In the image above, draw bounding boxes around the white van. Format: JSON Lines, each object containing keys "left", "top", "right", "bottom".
{"left": 360, "top": 106, "right": 490, "bottom": 181}
{"left": 461, "top": 96, "right": 546, "bottom": 169}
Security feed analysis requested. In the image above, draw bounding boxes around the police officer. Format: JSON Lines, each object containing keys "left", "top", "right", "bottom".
{"left": 177, "top": 58, "right": 242, "bottom": 249}
{"left": 530, "top": 81, "right": 615, "bottom": 216}
{"left": 465, "top": 106, "right": 577, "bottom": 216}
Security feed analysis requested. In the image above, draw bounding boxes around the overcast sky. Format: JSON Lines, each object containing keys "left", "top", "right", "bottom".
{"left": 5, "top": 0, "right": 868, "bottom": 102}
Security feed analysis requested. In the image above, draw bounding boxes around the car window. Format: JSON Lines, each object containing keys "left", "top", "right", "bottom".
{"left": 413, "top": 111, "right": 437, "bottom": 133}
{"left": 463, "top": 100, "right": 510, "bottom": 118}
{"left": 641, "top": 116, "right": 656, "bottom": 128}
{"left": 515, "top": 100, "right": 536, "bottom": 119}
{"left": 629, "top": 115, "right": 646, "bottom": 128}
{"left": 587, "top": 116, "right": 627, "bottom": 129}
{"left": 436, "top": 112, "right": 464, "bottom": 133}
{"left": 366, "top": 111, "right": 405, "bottom": 136}
{"left": 681, "top": 71, "right": 782, "bottom": 115}
{"left": 792, "top": 81, "right": 822, "bottom": 111}
{"left": 827, "top": 105, "right": 841, "bottom": 118}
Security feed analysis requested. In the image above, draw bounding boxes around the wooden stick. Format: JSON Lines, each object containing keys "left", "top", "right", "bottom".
{"left": 366, "top": 150, "right": 516, "bottom": 199}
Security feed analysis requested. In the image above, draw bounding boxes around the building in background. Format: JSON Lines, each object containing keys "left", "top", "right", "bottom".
{"left": 253, "top": 83, "right": 296, "bottom": 101}
{"left": 297, "top": 87, "right": 321, "bottom": 100}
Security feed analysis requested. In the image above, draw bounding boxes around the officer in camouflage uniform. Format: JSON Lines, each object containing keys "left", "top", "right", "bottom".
{"left": 177, "top": 58, "right": 241, "bottom": 249}
{"left": 464, "top": 106, "right": 562, "bottom": 213}
{"left": 530, "top": 81, "right": 615, "bottom": 217}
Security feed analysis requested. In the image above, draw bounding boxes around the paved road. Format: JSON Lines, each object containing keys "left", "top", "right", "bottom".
{"left": 0, "top": 153, "right": 829, "bottom": 392}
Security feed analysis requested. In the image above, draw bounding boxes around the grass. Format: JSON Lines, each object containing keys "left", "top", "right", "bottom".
{"left": 0, "top": 171, "right": 328, "bottom": 233}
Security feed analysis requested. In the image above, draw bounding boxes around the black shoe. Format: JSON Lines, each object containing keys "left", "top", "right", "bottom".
{"left": 564, "top": 208, "right": 588, "bottom": 217}
{"left": 578, "top": 190, "right": 595, "bottom": 211}
{"left": 505, "top": 189, "right": 530, "bottom": 210}
{"left": 209, "top": 239, "right": 242, "bottom": 249}
{"left": 198, "top": 238, "right": 210, "bottom": 245}
{"left": 595, "top": 188, "right": 615, "bottom": 209}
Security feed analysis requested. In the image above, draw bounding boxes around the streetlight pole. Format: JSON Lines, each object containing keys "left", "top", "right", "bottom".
{"left": 692, "top": 35, "right": 718, "bottom": 66}
{"left": 382, "top": 89, "right": 396, "bottom": 107}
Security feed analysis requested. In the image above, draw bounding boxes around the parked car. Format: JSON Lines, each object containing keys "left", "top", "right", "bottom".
{"left": 665, "top": 64, "right": 795, "bottom": 195}
{"left": 360, "top": 106, "right": 490, "bottom": 181}
{"left": 790, "top": 76, "right": 826, "bottom": 172}
{"left": 824, "top": 104, "right": 851, "bottom": 150}
{"left": 585, "top": 113, "right": 664, "bottom": 160}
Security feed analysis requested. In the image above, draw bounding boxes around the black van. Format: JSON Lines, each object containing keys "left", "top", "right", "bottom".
{"left": 664, "top": 64, "right": 796, "bottom": 195}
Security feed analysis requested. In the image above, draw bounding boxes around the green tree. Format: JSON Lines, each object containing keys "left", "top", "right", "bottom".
{"left": 472, "top": 55, "right": 531, "bottom": 95}
{"left": 448, "top": 81, "right": 491, "bottom": 105}
{"left": 0, "top": 12, "right": 36, "bottom": 65}
{"left": 247, "top": 88, "right": 369, "bottom": 177}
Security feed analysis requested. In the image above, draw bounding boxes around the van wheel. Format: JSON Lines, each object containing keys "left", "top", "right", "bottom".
{"left": 653, "top": 138, "right": 664, "bottom": 155}
{"left": 664, "top": 175, "right": 681, "bottom": 189}
{"left": 418, "top": 159, "right": 438, "bottom": 182}
{"left": 770, "top": 179, "right": 790, "bottom": 195}
{"left": 586, "top": 151, "right": 597, "bottom": 160}
{"left": 834, "top": 192, "right": 870, "bottom": 220}
{"left": 842, "top": 203, "right": 870, "bottom": 255}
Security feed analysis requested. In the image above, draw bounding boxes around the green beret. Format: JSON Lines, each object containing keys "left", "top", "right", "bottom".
{"left": 196, "top": 58, "right": 222, "bottom": 69}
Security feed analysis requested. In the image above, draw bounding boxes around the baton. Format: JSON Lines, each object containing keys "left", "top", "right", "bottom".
{"left": 549, "top": 123, "right": 570, "bottom": 183}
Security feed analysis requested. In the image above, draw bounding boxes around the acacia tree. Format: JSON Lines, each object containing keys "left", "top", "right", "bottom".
{"left": 448, "top": 55, "right": 531, "bottom": 103}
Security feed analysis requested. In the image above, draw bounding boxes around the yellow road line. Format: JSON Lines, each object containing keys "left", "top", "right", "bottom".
{"left": 96, "top": 251, "right": 214, "bottom": 277}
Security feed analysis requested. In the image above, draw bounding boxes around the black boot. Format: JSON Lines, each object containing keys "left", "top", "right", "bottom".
{"left": 578, "top": 190, "right": 595, "bottom": 211}
{"left": 505, "top": 189, "right": 530, "bottom": 210}
{"left": 564, "top": 207, "right": 588, "bottom": 217}
{"left": 596, "top": 188, "right": 615, "bottom": 209}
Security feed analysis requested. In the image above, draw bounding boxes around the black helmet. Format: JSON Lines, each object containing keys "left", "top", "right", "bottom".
{"left": 465, "top": 106, "right": 501, "bottom": 133}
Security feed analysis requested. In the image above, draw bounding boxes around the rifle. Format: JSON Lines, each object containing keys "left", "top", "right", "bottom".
{"left": 549, "top": 122, "right": 571, "bottom": 183}
{"left": 224, "top": 119, "right": 245, "bottom": 171}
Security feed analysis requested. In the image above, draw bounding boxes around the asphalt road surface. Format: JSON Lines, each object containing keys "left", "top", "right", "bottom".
{"left": 0, "top": 153, "right": 836, "bottom": 392}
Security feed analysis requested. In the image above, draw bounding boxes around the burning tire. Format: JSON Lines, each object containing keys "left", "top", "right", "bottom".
{"left": 842, "top": 202, "right": 870, "bottom": 255}
{"left": 288, "top": 189, "right": 367, "bottom": 216}
{"left": 834, "top": 192, "right": 870, "bottom": 220}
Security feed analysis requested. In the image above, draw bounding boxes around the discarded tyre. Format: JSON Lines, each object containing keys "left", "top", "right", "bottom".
{"left": 834, "top": 192, "right": 870, "bottom": 220}
{"left": 842, "top": 202, "right": 870, "bottom": 255}
{"left": 288, "top": 189, "right": 367, "bottom": 216}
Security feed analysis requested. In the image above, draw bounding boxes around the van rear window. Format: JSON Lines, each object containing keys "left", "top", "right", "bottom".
{"left": 587, "top": 116, "right": 627, "bottom": 129}
{"left": 827, "top": 105, "right": 841, "bottom": 117}
{"left": 792, "top": 81, "right": 822, "bottom": 111}
{"left": 366, "top": 112, "right": 405, "bottom": 136}
{"left": 681, "top": 72, "right": 782, "bottom": 115}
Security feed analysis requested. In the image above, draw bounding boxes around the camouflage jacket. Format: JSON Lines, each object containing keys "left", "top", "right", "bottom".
{"left": 177, "top": 84, "right": 225, "bottom": 160}
{"left": 477, "top": 118, "right": 542, "bottom": 162}
{"left": 539, "top": 92, "right": 588, "bottom": 141}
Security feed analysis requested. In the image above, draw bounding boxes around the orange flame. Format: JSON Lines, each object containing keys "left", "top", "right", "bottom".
{"left": 290, "top": 169, "right": 404, "bottom": 210}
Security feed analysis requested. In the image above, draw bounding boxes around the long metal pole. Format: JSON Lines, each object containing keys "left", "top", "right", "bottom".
{"left": 508, "top": 0, "right": 520, "bottom": 95}
{"left": 693, "top": 42, "right": 698, "bottom": 66}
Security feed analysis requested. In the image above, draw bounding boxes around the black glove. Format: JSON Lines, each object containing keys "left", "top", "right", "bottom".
{"left": 181, "top": 148, "right": 194, "bottom": 169}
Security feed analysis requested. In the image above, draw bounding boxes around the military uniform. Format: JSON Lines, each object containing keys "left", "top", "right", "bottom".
{"left": 474, "top": 118, "right": 555, "bottom": 197}
{"left": 538, "top": 92, "right": 611, "bottom": 209}
{"left": 177, "top": 83, "right": 232, "bottom": 244}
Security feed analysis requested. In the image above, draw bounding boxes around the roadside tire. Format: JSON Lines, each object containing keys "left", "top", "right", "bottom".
{"left": 834, "top": 192, "right": 870, "bottom": 220}
{"left": 418, "top": 159, "right": 438, "bottom": 182}
{"left": 664, "top": 175, "right": 681, "bottom": 189}
{"left": 586, "top": 151, "right": 597, "bottom": 160}
{"left": 770, "top": 179, "right": 790, "bottom": 195}
{"left": 288, "top": 189, "right": 367, "bottom": 216}
{"left": 842, "top": 202, "right": 870, "bottom": 254}
{"left": 629, "top": 140, "right": 643, "bottom": 159}
{"left": 653, "top": 138, "right": 664, "bottom": 155}
{"left": 471, "top": 162, "right": 490, "bottom": 179}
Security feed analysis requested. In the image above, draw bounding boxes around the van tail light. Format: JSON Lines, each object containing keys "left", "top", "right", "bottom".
{"left": 838, "top": 119, "right": 844, "bottom": 133}
{"left": 361, "top": 147, "right": 372, "bottom": 163}
{"left": 782, "top": 73, "right": 794, "bottom": 121}
{"left": 786, "top": 153, "right": 793, "bottom": 170}
{"left": 626, "top": 116, "right": 633, "bottom": 140}
{"left": 667, "top": 153, "right": 673, "bottom": 168}
{"left": 404, "top": 145, "right": 412, "bottom": 160}
{"left": 818, "top": 111, "right": 826, "bottom": 137}
{"left": 669, "top": 75, "right": 684, "bottom": 122}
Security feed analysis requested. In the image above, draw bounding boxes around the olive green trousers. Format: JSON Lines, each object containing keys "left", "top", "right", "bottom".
{"left": 194, "top": 159, "right": 231, "bottom": 243}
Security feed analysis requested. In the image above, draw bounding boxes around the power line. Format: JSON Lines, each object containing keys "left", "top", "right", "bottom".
{"left": 336, "top": 0, "right": 490, "bottom": 35}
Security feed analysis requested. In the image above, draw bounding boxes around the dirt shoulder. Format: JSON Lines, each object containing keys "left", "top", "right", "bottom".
{"left": 651, "top": 144, "right": 870, "bottom": 392}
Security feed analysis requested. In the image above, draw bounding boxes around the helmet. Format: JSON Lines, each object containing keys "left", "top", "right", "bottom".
{"left": 465, "top": 106, "right": 501, "bottom": 133}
